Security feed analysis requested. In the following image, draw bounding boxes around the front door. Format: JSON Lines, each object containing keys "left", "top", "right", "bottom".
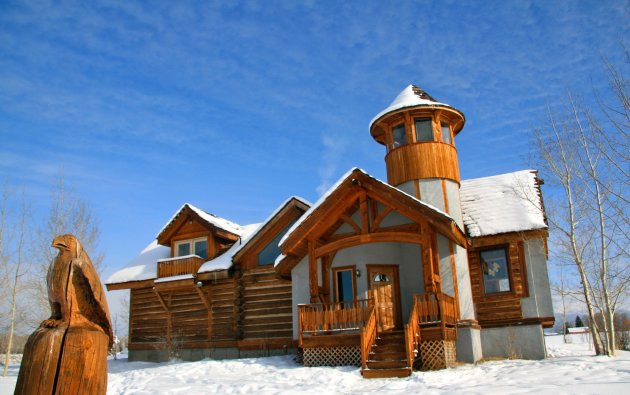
{"left": 367, "top": 265, "right": 402, "bottom": 331}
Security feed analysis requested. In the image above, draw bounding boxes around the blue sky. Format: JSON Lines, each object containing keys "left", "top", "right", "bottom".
{"left": 0, "top": 0, "right": 628, "bottom": 303}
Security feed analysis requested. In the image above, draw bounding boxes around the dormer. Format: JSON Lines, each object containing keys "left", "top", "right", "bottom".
{"left": 155, "top": 203, "right": 242, "bottom": 278}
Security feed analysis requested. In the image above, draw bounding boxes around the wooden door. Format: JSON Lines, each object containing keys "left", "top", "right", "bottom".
{"left": 367, "top": 265, "right": 401, "bottom": 331}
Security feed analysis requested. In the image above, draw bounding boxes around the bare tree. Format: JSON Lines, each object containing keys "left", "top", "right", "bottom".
{"left": 2, "top": 189, "right": 31, "bottom": 377}
{"left": 532, "top": 51, "right": 629, "bottom": 356}
{"left": 29, "top": 174, "right": 104, "bottom": 320}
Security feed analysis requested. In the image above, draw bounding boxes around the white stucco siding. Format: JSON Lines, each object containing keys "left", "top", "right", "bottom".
{"left": 437, "top": 234, "right": 454, "bottom": 297}
{"left": 419, "top": 178, "right": 445, "bottom": 212}
{"left": 291, "top": 256, "right": 310, "bottom": 340}
{"left": 455, "top": 244, "right": 475, "bottom": 320}
{"left": 397, "top": 180, "right": 417, "bottom": 197}
{"left": 444, "top": 179, "right": 463, "bottom": 229}
{"left": 331, "top": 242, "right": 423, "bottom": 324}
{"left": 521, "top": 238, "right": 554, "bottom": 319}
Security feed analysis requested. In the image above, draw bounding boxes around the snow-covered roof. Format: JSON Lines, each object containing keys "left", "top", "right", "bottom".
{"left": 105, "top": 240, "right": 170, "bottom": 284}
{"left": 460, "top": 170, "right": 547, "bottom": 237}
{"left": 277, "top": 168, "right": 460, "bottom": 266}
{"left": 154, "top": 274, "right": 194, "bottom": 283}
{"left": 157, "top": 203, "right": 243, "bottom": 238}
{"left": 197, "top": 223, "right": 261, "bottom": 273}
{"left": 369, "top": 84, "right": 462, "bottom": 129}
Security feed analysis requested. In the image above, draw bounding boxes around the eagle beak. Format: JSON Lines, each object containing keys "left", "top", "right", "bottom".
{"left": 52, "top": 239, "right": 68, "bottom": 250}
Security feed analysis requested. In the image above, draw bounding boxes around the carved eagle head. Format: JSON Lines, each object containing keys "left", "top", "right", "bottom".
{"left": 52, "top": 234, "right": 83, "bottom": 259}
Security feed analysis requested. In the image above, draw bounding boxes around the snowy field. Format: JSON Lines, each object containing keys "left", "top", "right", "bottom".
{"left": 1, "top": 335, "right": 629, "bottom": 394}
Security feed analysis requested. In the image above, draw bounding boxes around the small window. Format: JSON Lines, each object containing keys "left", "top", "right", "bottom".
{"left": 194, "top": 240, "right": 207, "bottom": 259}
{"left": 177, "top": 243, "right": 191, "bottom": 257}
{"left": 333, "top": 267, "right": 356, "bottom": 304}
{"left": 414, "top": 118, "right": 433, "bottom": 141}
{"left": 373, "top": 273, "right": 390, "bottom": 282}
{"left": 175, "top": 237, "right": 208, "bottom": 259}
{"left": 480, "top": 248, "right": 511, "bottom": 294}
{"left": 392, "top": 124, "right": 406, "bottom": 149}
{"left": 441, "top": 123, "right": 452, "bottom": 144}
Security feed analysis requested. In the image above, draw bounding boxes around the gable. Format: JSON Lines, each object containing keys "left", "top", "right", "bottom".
{"left": 276, "top": 168, "right": 466, "bottom": 276}
{"left": 157, "top": 203, "right": 242, "bottom": 246}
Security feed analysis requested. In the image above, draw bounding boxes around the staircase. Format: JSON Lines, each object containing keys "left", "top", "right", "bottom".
{"left": 361, "top": 330, "right": 411, "bottom": 378}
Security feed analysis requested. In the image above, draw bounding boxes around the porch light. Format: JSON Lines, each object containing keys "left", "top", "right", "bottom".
{"left": 356, "top": 269, "right": 361, "bottom": 277}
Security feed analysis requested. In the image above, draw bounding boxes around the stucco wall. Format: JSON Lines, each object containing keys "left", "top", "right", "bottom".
{"left": 437, "top": 234, "right": 454, "bottom": 297}
{"left": 480, "top": 324, "right": 547, "bottom": 359}
{"left": 454, "top": 244, "right": 475, "bottom": 320}
{"left": 521, "top": 238, "right": 554, "bottom": 319}
{"left": 291, "top": 256, "right": 310, "bottom": 340}
{"left": 444, "top": 179, "right": 463, "bottom": 229}
{"left": 418, "top": 178, "right": 445, "bottom": 212}
{"left": 331, "top": 242, "right": 423, "bottom": 321}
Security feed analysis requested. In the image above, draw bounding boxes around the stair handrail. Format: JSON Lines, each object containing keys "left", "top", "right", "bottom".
{"left": 405, "top": 294, "right": 421, "bottom": 368}
{"left": 360, "top": 303, "right": 378, "bottom": 370}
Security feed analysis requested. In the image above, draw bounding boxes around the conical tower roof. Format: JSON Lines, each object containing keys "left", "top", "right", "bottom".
{"left": 369, "top": 84, "right": 464, "bottom": 131}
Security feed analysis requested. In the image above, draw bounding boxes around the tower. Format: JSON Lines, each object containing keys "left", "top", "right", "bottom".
{"left": 369, "top": 84, "right": 465, "bottom": 227}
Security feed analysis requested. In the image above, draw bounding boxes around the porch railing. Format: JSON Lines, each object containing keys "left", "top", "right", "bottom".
{"left": 404, "top": 295, "right": 421, "bottom": 368}
{"left": 297, "top": 299, "right": 372, "bottom": 344}
{"left": 360, "top": 304, "right": 378, "bottom": 370}
{"left": 415, "top": 292, "right": 457, "bottom": 327}
{"left": 157, "top": 255, "right": 205, "bottom": 278}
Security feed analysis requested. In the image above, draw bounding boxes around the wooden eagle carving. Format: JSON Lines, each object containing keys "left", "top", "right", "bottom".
{"left": 15, "top": 234, "right": 113, "bottom": 395}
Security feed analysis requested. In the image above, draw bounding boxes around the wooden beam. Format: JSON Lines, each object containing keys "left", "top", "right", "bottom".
{"left": 308, "top": 239, "right": 318, "bottom": 302}
{"left": 359, "top": 192, "right": 369, "bottom": 234}
{"left": 314, "top": 232, "right": 422, "bottom": 258}
{"left": 194, "top": 286, "right": 211, "bottom": 310}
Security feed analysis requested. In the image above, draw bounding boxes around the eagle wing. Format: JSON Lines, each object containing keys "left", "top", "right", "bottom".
{"left": 71, "top": 256, "right": 114, "bottom": 347}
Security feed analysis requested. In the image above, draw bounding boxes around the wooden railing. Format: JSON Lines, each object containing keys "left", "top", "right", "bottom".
{"left": 415, "top": 292, "right": 457, "bottom": 327}
{"left": 157, "top": 256, "right": 205, "bottom": 278}
{"left": 360, "top": 304, "right": 378, "bottom": 370}
{"left": 404, "top": 295, "right": 421, "bottom": 368}
{"left": 297, "top": 299, "right": 372, "bottom": 340}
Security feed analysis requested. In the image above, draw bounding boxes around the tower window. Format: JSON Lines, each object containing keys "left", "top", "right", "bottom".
{"left": 414, "top": 118, "right": 433, "bottom": 141}
{"left": 441, "top": 123, "right": 452, "bottom": 144}
{"left": 392, "top": 123, "right": 406, "bottom": 149}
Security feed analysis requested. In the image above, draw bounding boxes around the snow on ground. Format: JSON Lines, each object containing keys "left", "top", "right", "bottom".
{"left": 1, "top": 337, "right": 629, "bottom": 394}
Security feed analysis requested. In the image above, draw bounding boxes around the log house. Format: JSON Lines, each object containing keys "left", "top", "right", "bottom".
{"left": 106, "top": 85, "right": 554, "bottom": 378}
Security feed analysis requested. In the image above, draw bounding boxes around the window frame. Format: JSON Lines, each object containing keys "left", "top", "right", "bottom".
{"left": 479, "top": 246, "right": 512, "bottom": 295}
{"left": 174, "top": 237, "right": 208, "bottom": 259}
{"left": 391, "top": 123, "right": 407, "bottom": 150}
{"left": 332, "top": 265, "right": 357, "bottom": 304}
{"left": 414, "top": 117, "right": 434, "bottom": 142}
{"left": 441, "top": 122, "right": 452, "bottom": 144}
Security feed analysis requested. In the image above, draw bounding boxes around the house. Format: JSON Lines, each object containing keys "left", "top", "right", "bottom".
{"left": 106, "top": 85, "right": 554, "bottom": 378}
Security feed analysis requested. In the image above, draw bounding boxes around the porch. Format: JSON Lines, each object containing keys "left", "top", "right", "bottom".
{"left": 297, "top": 292, "right": 457, "bottom": 377}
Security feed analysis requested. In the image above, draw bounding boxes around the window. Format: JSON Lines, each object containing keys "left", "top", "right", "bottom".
{"left": 257, "top": 220, "right": 297, "bottom": 265}
{"left": 441, "top": 122, "right": 452, "bottom": 144}
{"left": 175, "top": 238, "right": 208, "bottom": 259}
{"left": 414, "top": 118, "right": 433, "bottom": 141}
{"left": 480, "top": 248, "right": 511, "bottom": 293}
{"left": 392, "top": 123, "right": 406, "bottom": 149}
{"left": 333, "top": 266, "right": 356, "bottom": 304}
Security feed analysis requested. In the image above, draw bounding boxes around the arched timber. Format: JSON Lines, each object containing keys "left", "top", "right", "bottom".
{"left": 314, "top": 231, "right": 422, "bottom": 258}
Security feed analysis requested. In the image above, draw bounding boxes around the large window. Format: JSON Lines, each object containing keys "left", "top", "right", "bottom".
{"left": 392, "top": 123, "right": 406, "bottom": 149}
{"left": 414, "top": 118, "right": 433, "bottom": 141}
{"left": 333, "top": 266, "right": 356, "bottom": 304}
{"left": 257, "top": 220, "right": 297, "bottom": 265}
{"left": 480, "top": 248, "right": 511, "bottom": 294}
{"left": 175, "top": 238, "right": 208, "bottom": 259}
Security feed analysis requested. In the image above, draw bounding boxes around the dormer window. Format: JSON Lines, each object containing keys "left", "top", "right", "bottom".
{"left": 175, "top": 237, "right": 208, "bottom": 259}
{"left": 414, "top": 118, "right": 433, "bottom": 141}
{"left": 441, "top": 122, "right": 452, "bottom": 144}
{"left": 392, "top": 123, "right": 406, "bottom": 149}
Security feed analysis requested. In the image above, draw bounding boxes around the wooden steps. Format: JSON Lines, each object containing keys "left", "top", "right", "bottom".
{"left": 361, "top": 330, "right": 412, "bottom": 378}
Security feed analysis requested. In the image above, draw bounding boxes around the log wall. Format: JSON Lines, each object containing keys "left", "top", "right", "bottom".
{"left": 467, "top": 234, "right": 531, "bottom": 326}
{"left": 240, "top": 268, "right": 293, "bottom": 339}
{"left": 129, "top": 288, "right": 168, "bottom": 343}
